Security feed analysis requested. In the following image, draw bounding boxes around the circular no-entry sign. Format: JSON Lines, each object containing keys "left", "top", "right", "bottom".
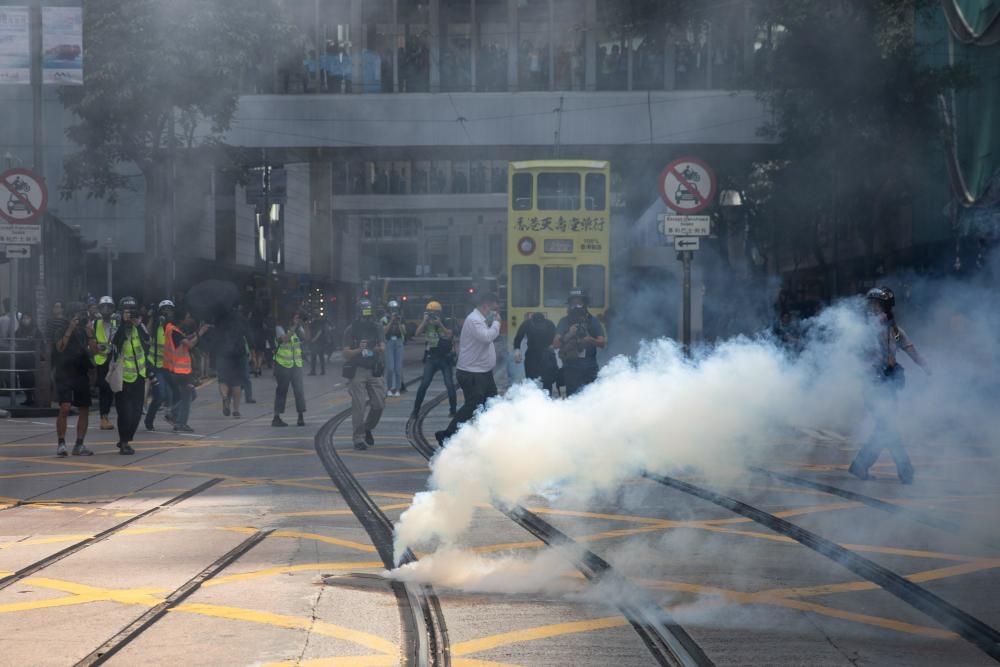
{"left": 659, "top": 157, "right": 716, "bottom": 214}
{"left": 0, "top": 168, "right": 48, "bottom": 224}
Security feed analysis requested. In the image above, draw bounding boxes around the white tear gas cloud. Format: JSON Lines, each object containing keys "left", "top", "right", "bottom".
{"left": 392, "top": 261, "right": 1000, "bottom": 586}
{"left": 392, "top": 302, "right": 876, "bottom": 564}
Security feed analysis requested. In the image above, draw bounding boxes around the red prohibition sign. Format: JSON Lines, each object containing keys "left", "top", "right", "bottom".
{"left": 0, "top": 168, "right": 48, "bottom": 224}
{"left": 659, "top": 157, "right": 716, "bottom": 215}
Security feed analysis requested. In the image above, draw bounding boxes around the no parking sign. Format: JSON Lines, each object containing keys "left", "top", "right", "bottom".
{"left": 0, "top": 168, "right": 48, "bottom": 224}
{"left": 658, "top": 157, "right": 716, "bottom": 215}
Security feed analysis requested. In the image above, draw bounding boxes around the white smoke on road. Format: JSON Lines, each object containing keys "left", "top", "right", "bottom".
{"left": 392, "top": 303, "right": 878, "bottom": 565}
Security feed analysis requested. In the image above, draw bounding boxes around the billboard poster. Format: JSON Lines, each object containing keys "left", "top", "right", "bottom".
{"left": 42, "top": 6, "right": 82, "bottom": 85}
{"left": 0, "top": 7, "right": 30, "bottom": 84}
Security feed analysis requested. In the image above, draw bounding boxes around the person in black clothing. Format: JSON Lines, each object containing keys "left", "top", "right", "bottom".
{"left": 52, "top": 302, "right": 98, "bottom": 457}
{"left": 214, "top": 308, "right": 250, "bottom": 418}
{"left": 513, "top": 311, "right": 557, "bottom": 396}
{"left": 554, "top": 288, "right": 606, "bottom": 397}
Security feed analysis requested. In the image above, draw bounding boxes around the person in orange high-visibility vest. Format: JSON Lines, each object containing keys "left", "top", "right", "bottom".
{"left": 164, "top": 309, "right": 209, "bottom": 433}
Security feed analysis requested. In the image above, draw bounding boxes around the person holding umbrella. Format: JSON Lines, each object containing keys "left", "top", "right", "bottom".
{"left": 272, "top": 309, "right": 307, "bottom": 427}
{"left": 110, "top": 296, "right": 150, "bottom": 455}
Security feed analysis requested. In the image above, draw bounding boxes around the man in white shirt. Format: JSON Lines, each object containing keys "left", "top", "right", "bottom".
{"left": 435, "top": 292, "right": 501, "bottom": 445}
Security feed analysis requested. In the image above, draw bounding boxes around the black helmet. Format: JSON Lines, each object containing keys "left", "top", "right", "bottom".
{"left": 865, "top": 286, "right": 895, "bottom": 309}
{"left": 567, "top": 288, "right": 589, "bottom": 306}
{"left": 119, "top": 296, "right": 138, "bottom": 310}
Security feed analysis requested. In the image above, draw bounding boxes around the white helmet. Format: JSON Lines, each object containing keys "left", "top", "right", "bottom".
{"left": 158, "top": 299, "right": 175, "bottom": 310}
{"left": 98, "top": 295, "right": 114, "bottom": 306}
{"left": 387, "top": 299, "right": 400, "bottom": 310}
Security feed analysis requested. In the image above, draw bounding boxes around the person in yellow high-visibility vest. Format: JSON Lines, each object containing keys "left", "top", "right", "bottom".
{"left": 93, "top": 295, "right": 117, "bottom": 430}
{"left": 110, "top": 296, "right": 150, "bottom": 455}
{"left": 272, "top": 310, "right": 307, "bottom": 427}
{"left": 144, "top": 300, "right": 175, "bottom": 431}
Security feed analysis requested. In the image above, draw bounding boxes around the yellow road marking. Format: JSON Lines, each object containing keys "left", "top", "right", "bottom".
{"left": 0, "top": 470, "right": 88, "bottom": 481}
{"left": 451, "top": 616, "right": 629, "bottom": 656}
{"left": 171, "top": 603, "right": 397, "bottom": 655}
{"left": 139, "top": 450, "right": 315, "bottom": 469}
{"left": 204, "top": 561, "right": 385, "bottom": 588}
{"left": 223, "top": 527, "right": 376, "bottom": 554}
{"left": 339, "top": 451, "right": 426, "bottom": 465}
{"left": 275, "top": 504, "right": 410, "bottom": 518}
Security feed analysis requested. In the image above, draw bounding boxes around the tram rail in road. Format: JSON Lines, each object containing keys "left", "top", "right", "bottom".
{"left": 408, "top": 392, "right": 714, "bottom": 667}
{"left": 314, "top": 406, "right": 451, "bottom": 667}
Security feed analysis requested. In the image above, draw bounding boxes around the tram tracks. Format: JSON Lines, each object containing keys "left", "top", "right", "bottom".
{"left": 642, "top": 471, "right": 1000, "bottom": 662}
{"left": 315, "top": 406, "right": 450, "bottom": 667}
{"left": 408, "top": 392, "right": 713, "bottom": 667}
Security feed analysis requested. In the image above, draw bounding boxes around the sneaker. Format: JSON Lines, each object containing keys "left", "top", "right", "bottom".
{"left": 72, "top": 443, "right": 93, "bottom": 456}
{"left": 245, "top": 398, "right": 257, "bottom": 404}
{"left": 847, "top": 461, "right": 870, "bottom": 481}
{"left": 272, "top": 416, "right": 288, "bottom": 427}
{"left": 353, "top": 442, "right": 368, "bottom": 451}
{"left": 100, "top": 416, "right": 114, "bottom": 430}
{"left": 232, "top": 411, "right": 241, "bottom": 418}
{"left": 399, "top": 384, "right": 408, "bottom": 394}
{"left": 144, "top": 421, "right": 155, "bottom": 432}
{"left": 297, "top": 414, "right": 306, "bottom": 427}
{"left": 173, "top": 424, "right": 194, "bottom": 433}
{"left": 56, "top": 441, "right": 68, "bottom": 457}
{"left": 118, "top": 443, "right": 135, "bottom": 455}
{"left": 223, "top": 399, "right": 231, "bottom": 417}
{"left": 364, "top": 430, "right": 374, "bottom": 447}
{"left": 434, "top": 430, "right": 446, "bottom": 447}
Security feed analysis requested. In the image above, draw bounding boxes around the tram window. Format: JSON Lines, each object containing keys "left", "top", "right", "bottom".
{"left": 538, "top": 173, "right": 581, "bottom": 210}
{"left": 512, "top": 173, "right": 533, "bottom": 210}
{"left": 511, "top": 264, "right": 540, "bottom": 306}
{"left": 585, "top": 173, "right": 606, "bottom": 210}
{"left": 543, "top": 266, "right": 574, "bottom": 307}
{"left": 576, "top": 265, "right": 606, "bottom": 307}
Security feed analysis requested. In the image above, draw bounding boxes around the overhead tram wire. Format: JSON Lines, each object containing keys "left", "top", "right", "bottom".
{"left": 407, "top": 392, "right": 714, "bottom": 667}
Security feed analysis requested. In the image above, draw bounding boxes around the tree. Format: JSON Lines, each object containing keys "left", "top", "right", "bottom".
{"left": 748, "top": 0, "right": 969, "bottom": 298}
{"left": 60, "top": 0, "right": 292, "bottom": 300}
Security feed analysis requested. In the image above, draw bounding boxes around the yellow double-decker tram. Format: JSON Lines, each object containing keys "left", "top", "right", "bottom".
{"left": 506, "top": 160, "right": 611, "bottom": 334}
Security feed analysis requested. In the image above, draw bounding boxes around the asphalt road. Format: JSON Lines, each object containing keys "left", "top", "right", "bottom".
{"left": 0, "top": 351, "right": 997, "bottom": 666}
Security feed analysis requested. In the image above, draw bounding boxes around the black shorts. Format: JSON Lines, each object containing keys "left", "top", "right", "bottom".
{"left": 217, "top": 355, "right": 248, "bottom": 387}
{"left": 55, "top": 372, "right": 92, "bottom": 408}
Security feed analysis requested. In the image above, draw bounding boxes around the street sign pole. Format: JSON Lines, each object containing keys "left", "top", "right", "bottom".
{"left": 682, "top": 251, "right": 692, "bottom": 350}
{"left": 30, "top": 0, "right": 49, "bottom": 408}
{"left": 8, "top": 256, "right": 17, "bottom": 410}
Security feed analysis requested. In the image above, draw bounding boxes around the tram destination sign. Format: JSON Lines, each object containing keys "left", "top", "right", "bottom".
{"left": 0, "top": 224, "right": 41, "bottom": 244}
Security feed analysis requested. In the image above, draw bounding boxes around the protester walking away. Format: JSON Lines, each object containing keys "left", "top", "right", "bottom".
{"left": 144, "top": 300, "right": 175, "bottom": 431}
{"left": 272, "top": 309, "right": 307, "bottom": 427}
{"left": 110, "top": 297, "right": 150, "bottom": 455}
{"left": 554, "top": 288, "right": 606, "bottom": 397}
{"left": 216, "top": 307, "right": 250, "bottom": 419}
{"left": 52, "top": 301, "right": 97, "bottom": 456}
{"left": 410, "top": 300, "right": 457, "bottom": 419}
{"left": 435, "top": 292, "right": 501, "bottom": 445}
{"left": 848, "top": 287, "right": 931, "bottom": 484}
{"left": 382, "top": 299, "right": 406, "bottom": 396}
{"left": 306, "top": 313, "right": 328, "bottom": 377}
{"left": 93, "top": 295, "right": 117, "bottom": 430}
{"left": 165, "top": 309, "right": 209, "bottom": 433}
{"left": 15, "top": 313, "right": 43, "bottom": 406}
{"left": 514, "top": 311, "right": 558, "bottom": 396}
{"left": 343, "top": 298, "right": 386, "bottom": 449}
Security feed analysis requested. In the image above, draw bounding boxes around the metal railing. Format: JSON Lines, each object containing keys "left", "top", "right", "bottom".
{"left": 0, "top": 339, "right": 41, "bottom": 409}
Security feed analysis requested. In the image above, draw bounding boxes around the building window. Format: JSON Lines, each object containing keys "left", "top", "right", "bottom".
{"left": 442, "top": 0, "right": 472, "bottom": 92}
{"left": 459, "top": 235, "right": 473, "bottom": 275}
{"left": 451, "top": 160, "right": 470, "bottom": 193}
{"left": 512, "top": 264, "right": 540, "bottom": 307}
{"left": 399, "top": 0, "right": 431, "bottom": 92}
{"left": 489, "top": 233, "right": 504, "bottom": 276}
{"left": 477, "top": 0, "right": 509, "bottom": 91}
{"left": 332, "top": 161, "right": 349, "bottom": 195}
{"left": 362, "top": 0, "right": 394, "bottom": 93}
{"left": 319, "top": 0, "right": 353, "bottom": 94}
{"left": 492, "top": 161, "right": 508, "bottom": 193}
{"left": 431, "top": 160, "right": 450, "bottom": 194}
{"left": 585, "top": 173, "right": 606, "bottom": 210}
{"left": 470, "top": 160, "right": 490, "bottom": 193}
{"left": 537, "top": 172, "right": 580, "bottom": 210}
{"left": 412, "top": 160, "right": 430, "bottom": 194}
{"left": 543, "top": 266, "right": 573, "bottom": 307}
{"left": 518, "top": 0, "right": 550, "bottom": 91}
{"left": 576, "top": 265, "right": 605, "bottom": 307}
{"left": 512, "top": 173, "right": 533, "bottom": 210}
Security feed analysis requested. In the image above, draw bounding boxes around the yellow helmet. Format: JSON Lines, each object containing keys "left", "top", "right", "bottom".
{"left": 426, "top": 301, "right": 443, "bottom": 312}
